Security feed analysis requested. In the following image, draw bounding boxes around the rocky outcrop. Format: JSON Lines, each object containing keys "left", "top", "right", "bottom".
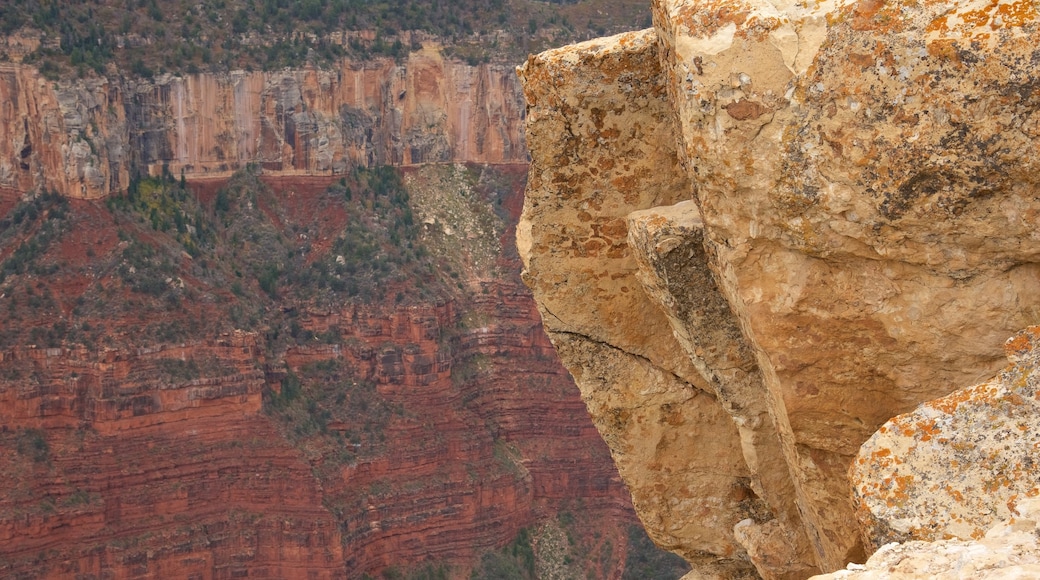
{"left": 518, "top": 1, "right": 1040, "bottom": 577}
{"left": 851, "top": 326, "right": 1040, "bottom": 550}
{"left": 0, "top": 47, "right": 526, "bottom": 199}
{"left": 811, "top": 498, "right": 1040, "bottom": 580}
{"left": 0, "top": 65, "right": 130, "bottom": 199}
{"left": 518, "top": 29, "right": 767, "bottom": 579}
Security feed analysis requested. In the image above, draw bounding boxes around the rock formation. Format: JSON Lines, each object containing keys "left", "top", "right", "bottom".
{"left": 0, "top": 167, "right": 641, "bottom": 578}
{"left": 810, "top": 498, "right": 1040, "bottom": 580}
{"left": 851, "top": 326, "right": 1040, "bottom": 551}
{"left": 0, "top": 47, "right": 526, "bottom": 199}
{"left": 518, "top": 1, "right": 1040, "bottom": 578}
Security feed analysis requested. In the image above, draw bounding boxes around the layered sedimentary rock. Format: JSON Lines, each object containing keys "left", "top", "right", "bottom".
{"left": 0, "top": 335, "right": 348, "bottom": 579}
{"left": 851, "top": 326, "right": 1040, "bottom": 551}
{"left": 0, "top": 169, "right": 638, "bottom": 578}
{"left": 0, "top": 47, "right": 525, "bottom": 199}
{"left": 518, "top": 1, "right": 1040, "bottom": 577}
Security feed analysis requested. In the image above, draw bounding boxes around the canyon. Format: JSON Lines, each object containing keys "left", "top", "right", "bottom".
{"left": 11, "top": 0, "right": 1040, "bottom": 576}
{"left": 0, "top": 71, "right": 653, "bottom": 578}
{"left": 518, "top": 0, "right": 1040, "bottom": 578}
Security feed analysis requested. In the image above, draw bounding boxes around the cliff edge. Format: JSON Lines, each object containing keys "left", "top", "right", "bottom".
{"left": 0, "top": 51, "right": 525, "bottom": 199}
{"left": 517, "top": 1, "right": 1040, "bottom": 578}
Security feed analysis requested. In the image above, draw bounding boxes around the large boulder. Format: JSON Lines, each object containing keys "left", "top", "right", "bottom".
{"left": 852, "top": 326, "right": 1040, "bottom": 550}
{"left": 518, "top": 0, "right": 1040, "bottom": 577}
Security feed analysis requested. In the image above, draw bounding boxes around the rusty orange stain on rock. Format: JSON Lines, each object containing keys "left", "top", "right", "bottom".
{"left": 723, "top": 99, "right": 772, "bottom": 121}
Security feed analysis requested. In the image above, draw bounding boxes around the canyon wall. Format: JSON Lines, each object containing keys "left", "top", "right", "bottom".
{"left": 0, "top": 46, "right": 526, "bottom": 199}
{"left": 0, "top": 166, "right": 639, "bottom": 578}
{"left": 518, "top": 1, "right": 1040, "bottom": 578}
{"left": 0, "top": 334, "right": 348, "bottom": 579}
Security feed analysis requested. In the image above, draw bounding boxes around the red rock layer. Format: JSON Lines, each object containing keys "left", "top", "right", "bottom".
{"left": 0, "top": 170, "right": 638, "bottom": 578}
{"left": 0, "top": 337, "right": 345, "bottom": 579}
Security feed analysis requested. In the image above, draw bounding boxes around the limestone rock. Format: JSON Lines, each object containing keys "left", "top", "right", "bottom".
{"left": 627, "top": 202, "right": 816, "bottom": 580}
{"left": 852, "top": 326, "right": 1040, "bottom": 550}
{"left": 810, "top": 498, "right": 1040, "bottom": 580}
{"left": 1, "top": 50, "right": 526, "bottom": 198}
{"left": 517, "top": 29, "right": 761, "bottom": 579}
{"left": 519, "top": 0, "right": 1040, "bottom": 576}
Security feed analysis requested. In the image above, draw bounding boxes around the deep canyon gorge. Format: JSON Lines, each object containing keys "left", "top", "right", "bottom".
{"left": 0, "top": 36, "right": 673, "bottom": 580}
{"left": 8, "top": 0, "right": 1040, "bottom": 578}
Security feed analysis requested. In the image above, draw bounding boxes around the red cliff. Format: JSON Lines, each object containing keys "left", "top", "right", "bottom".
{"left": 0, "top": 166, "right": 640, "bottom": 578}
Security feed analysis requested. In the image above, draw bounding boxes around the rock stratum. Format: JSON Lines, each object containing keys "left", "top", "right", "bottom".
{"left": 0, "top": 47, "right": 525, "bottom": 199}
{"left": 518, "top": 1, "right": 1040, "bottom": 578}
{"left": 0, "top": 165, "right": 646, "bottom": 578}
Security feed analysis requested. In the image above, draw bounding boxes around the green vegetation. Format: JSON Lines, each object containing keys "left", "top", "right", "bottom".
{"left": 0, "top": 191, "right": 69, "bottom": 285}
{"left": 108, "top": 173, "right": 213, "bottom": 257}
{"left": 1, "top": 0, "right": 649, "bottom": 77}
{"left": 283, "top": 166, "right": 444, "bottom": 304}
{"left": 470, "top": 527, "right": 536, "bottom": 580}
{"left": 265, "top": 360, "right": 397, "bottom": 464}
{"left": 156, "top": 357, "right": 233, "bottom": 383}
{"left": 15, "top": 428, "right": 50, "bottom": 464}
{"left": 376, "top": 564, "right": 452, "bottom": 580}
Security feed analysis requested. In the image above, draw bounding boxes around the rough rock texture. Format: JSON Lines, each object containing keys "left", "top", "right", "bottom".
{"left": 0, "top": 48, "right": 525, "bottom": 199}
{"left": 628, "top": 201, "right": 815, "bottom": 579}
{"left": 810, "top": 498, "right": 1040, "bottom": 580}
{"left": 0, "top": 171, "right": 638, "bottom": 578}
{"left": 0, "top": 65, "right": 130, "bottom": 199}
{"left": 851, "top": 326, "right": 1040, "bottom": 550}
{"left": 0, "top": 335, "right": 348, "bottom": 579}
{"left": 518, "top": 29, "right": 764, "bottom": 579}
{"left": 518, "top": 1, "right": 1040, "bottom": 577}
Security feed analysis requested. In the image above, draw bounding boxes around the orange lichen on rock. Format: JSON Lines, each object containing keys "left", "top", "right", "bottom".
{"left": 851, "top": 326, "right": 1040, "bottom": 551}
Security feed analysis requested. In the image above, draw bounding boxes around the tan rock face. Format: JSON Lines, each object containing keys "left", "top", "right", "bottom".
{"left": 518, "top": 1, "right": 1040, "bottom": 577}
{"left": 810, "top": 498, "right": 1040, "bottom": 580}
{"left": 851, "top": 326, "right": 1040, "bottom": 550}
{"left": 627, "top": 201, "right": 816, "bottom": 579}
{"left": 0, "top": 65, "right": 129, "bottom": 199}
{"left": 517, "top": 30, "right": 762, "bottom": 579}
{"left": 1, "top": 51, "right": 525, "bottom": 199}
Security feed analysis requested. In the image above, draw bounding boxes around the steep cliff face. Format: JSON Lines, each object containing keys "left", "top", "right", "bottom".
{"left": 0, "top": 166, "right": 640, "bottom": 578}
{"left": 0, "top": 65, "right": 129, "bottom": 199}
{"left": 518, "top": 1, "right": 1040, "bottom": 578}
{"left": 0, "top": 48, "right": 526, "bottom": 199}
{"left": 0, "top": 335, "right": 347, "bottom": 579}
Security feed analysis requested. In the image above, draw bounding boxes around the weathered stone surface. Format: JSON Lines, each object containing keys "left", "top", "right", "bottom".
{"left": 811, "top": 498, "right": 1040, "bottom": 580}
{"left": 517, "top": 29, "right": 761, "bottom": 579}
{"left": 0, "top": 49, "right": 525, "bottom": 199}
{"left": 852, "top": 326, "right": 1040, "bottom": 550}
{"left": 0, "top": 65, "right": 129, "bottom": 199}
{"left": 519, "top": 0, "right": 1040, "bottom": 576}
{"left": 627, "top": 201, "right": 815, "bottom": 580}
